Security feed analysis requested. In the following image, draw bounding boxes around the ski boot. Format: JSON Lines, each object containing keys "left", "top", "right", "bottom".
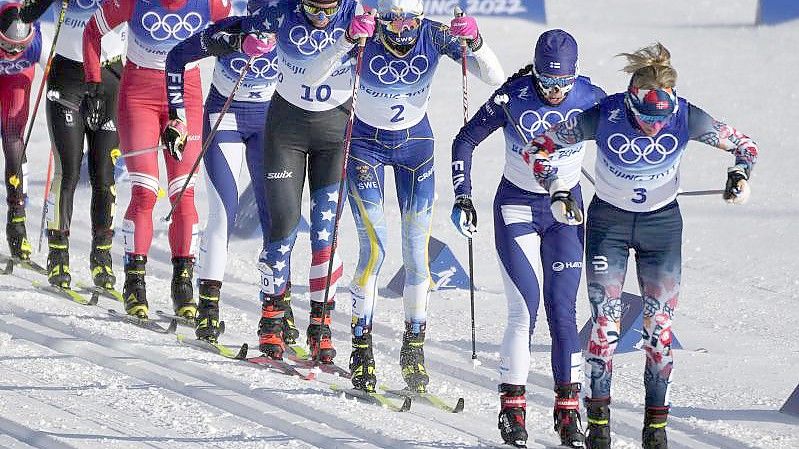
{"left": 281, "top": 283, "right": 300, "bottom": 344}
{"left": 400, "top": 321, "right": 429, "bottom": 393}
{"left": 6, "top": 208, "right": 31, "bottom": 260}
{"left": 196, "top": 279, "right": 223, "bottom": 343}
{"left": 307, "top": 300, "right": 336, "bottom": 363}
{"left": 46, "top": 230, "right": 71, "bottom": 288}
{"left": 642, "top": 406, "right": 669, "bottom": 449}
{"left": 498, "top": 383, "right": 528, "bottom": 448}
{"left": 349, "top": 333, "right": 376, "bottom": 392}
{"left": 90, "top": 231, "right": 116, "bottom": 289}
{"left": 123, "top": 254, "right": 148, "bottom": 318}
{"left": 171, "top": 256, "right": 197, "bottom": 319}
{"left": 554, "top": 383, "right": 586, "bottom": 448}
{"left": 258, "top": 293, "right": 285, "bottom": 359}
{"left": 585, "top": 398, "right": 611, "bottom": 449}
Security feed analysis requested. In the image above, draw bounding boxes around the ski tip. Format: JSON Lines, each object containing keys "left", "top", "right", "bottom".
{"left": 165, "top": 319, "right": 178, "bottom": 333}
{"left": 303, "top": 371, "right": 317, "bottom": 381}
{"left": 234, "top": 343, "right": 249, "bottom": 360}
{"left": 88, "top": 293, "right": 100, "bottom": 306}
{"left": 400, "top": 397, "right": 412, "bottom": 412}
{"left": 453, "top": 397, "right": 465, "bottom": 413}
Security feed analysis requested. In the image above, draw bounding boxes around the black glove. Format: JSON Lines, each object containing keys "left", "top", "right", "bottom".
{"left": 723, "top": 166, "right": 750, "bottom": 204}
{"left": 450, "top": 195, "right": 477, "bottom": 238}
{"left": 550, "top": 190, "right": 583, "bottom": 225}
{"left": 204, "top": 29, "right": 245, "bottom": 56}
{"left": 162, "top": 109, "right": 188, "bottom": 161}
{"left": 82, "top": 82, "right": 107, "bottom": 131}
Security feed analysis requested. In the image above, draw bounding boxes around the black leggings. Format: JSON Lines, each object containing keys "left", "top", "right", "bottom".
{"left": 45, "top": 55, "right": 120, "bottom": 235}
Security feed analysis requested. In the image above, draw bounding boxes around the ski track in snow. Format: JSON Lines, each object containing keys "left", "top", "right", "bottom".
{"left": 3, "top": 4, "right": 799, "bottom": 448}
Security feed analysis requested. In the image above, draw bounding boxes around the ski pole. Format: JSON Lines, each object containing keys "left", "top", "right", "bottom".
{"left": 163, "top": 55, "right": 254, "bottom": 222}
{"left": 33, "top": 0, "right": 69, "bottom": 253}
{"left": 677, "top": 189, "right": 724, "bottom": 197}
{"left": 454, "top": 6, "right": 479, "bottom": 366}
{"left": 119, "top": 145, "right": 164, "bottom": 160}
{"left": 318, "top": 36, "right": 368, "bottom": 337}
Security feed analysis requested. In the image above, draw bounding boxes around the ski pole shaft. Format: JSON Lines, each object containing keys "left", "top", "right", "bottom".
{"left": 33, "top": 0, "right": 69, "bottom": 253}
{"left": 677, "top": 189, "right": 724, "bottom": 197}
{"left": 119, "top": 145, "right": 164, "bottom": 159}
{"left": 37, "top": 152, "right": 54, "bottom": 252}
{"left": 320, "top": 37, "right": 368, "bottom": 320}
{"left": 455, "top": 6, "right": 478, "bottom": 362}
{"left": 163, "top": 55, "right": 254, "bottom": 222}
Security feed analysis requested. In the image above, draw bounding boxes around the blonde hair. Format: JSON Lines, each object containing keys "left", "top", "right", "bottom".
{"left": 618, "top": 43, "right": 677, "bottom": 90}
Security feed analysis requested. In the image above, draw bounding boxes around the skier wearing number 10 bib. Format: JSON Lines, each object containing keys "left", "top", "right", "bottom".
{"left": 525, "top": 43, "right": 759, "bottom": 449}
{"left": 451, "top": 29, "right": 605, "bottom": 448}
{"left": 306, "top": 0, "right": 504, "bottom": 393}
{"left": 82, "top": 0, "right": 231, "bottom": 320}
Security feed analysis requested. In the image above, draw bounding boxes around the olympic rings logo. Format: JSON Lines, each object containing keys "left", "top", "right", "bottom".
{"left": 76, "top": 0, "right": 102, "bottom": 10}
{"left": 606, "top": 133, "right": 679, "bottom": 165}
{"left": 519, "top": 108, "right": 582, "bottom": 135}
{"left": 288, "top": 25, "right": 344, "bottom": 56}
{"left": 230, "top": 55, "right": 279, "bottom": 79}
{"left": 141, "top": 11, "right": 203, "bottom": 42}
{"left": 0, "top": 59, "right": 31, "bottom": 75}
{"left": 368, "top": 54, "right": 429, "bottom": 85}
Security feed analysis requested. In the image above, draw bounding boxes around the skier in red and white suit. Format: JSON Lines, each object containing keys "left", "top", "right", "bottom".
{"left": 82, "top": 0, "right": 230, "bottom": 319}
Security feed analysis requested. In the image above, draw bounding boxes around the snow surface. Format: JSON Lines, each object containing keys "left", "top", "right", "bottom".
{"left": 2, "top": 3, "right": 798, "bottom": 448}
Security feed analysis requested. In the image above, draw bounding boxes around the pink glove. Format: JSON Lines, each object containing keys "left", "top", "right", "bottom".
{"left": 348, "top": 12, "right": 376, "bottom": 41}
{"left": 450, "top": 15, "right": 479, "bottom": 40}
{"left": 242, "top": 34, "right": 276, "bottom": 57}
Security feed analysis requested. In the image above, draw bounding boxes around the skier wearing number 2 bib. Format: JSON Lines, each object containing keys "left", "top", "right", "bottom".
{"left": 524, "top": 43, "right": 759, "bottom": 449}
{"left": 165, "top": 0, "right": 278, "bottom": 343}
{"left": 451, "top": 30, "right": 604, "bottom": 448}
{"left": 306, "top": 0, "right": 503, "bottom": 393}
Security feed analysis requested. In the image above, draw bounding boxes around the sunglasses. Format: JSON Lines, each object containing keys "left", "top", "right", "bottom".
{"left": 303, "top": 3, "right": 339, "bottom": 20}
{"left": 379, "top": 14, "right": 421, "bottom": 34}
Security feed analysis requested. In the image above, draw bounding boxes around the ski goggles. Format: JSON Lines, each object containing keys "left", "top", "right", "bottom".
{"left": 0, "top": 39, "right": 26, "bottom": 55}
{"left": 379, "top": 13, "right": 421, "bottom": 34}
{"left": 302, "top": 3, "right": 339, "bottom": 21}
{"left": 532, "top": 66, "right": 577, "bottom": 95}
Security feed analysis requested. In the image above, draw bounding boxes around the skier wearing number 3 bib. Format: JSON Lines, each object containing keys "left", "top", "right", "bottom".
{"left": 307, "top": 0, "right": 503, "bottom": 393}
{"left": 524, "top": 43, "right": 759, "bottom": 449}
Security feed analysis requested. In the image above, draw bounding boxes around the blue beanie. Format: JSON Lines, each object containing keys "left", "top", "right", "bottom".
{"left": 534, "top": 29, "right": 578, "bottom": 76}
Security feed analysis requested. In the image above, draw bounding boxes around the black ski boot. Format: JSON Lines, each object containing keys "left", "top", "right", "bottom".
{"left": 349, "top": 333, "right": 376, "bottom": 392}
{"left": 46, "top": 230, "right": 71, "bottom": 288}
{"left": 196, "top": 279, "right": 223, "bottom": 343}
{"left": 307, "top": 300, "right": 336, "bottom": 363}
{"left": 400, "top": 322, "right": 429, "bottom": 393}
{"left": 90, "top": 230, "right": 116, "bottom": 289}
{"left": 585, "top": 398, "right": 611, "bottom": 449}
{"left": 281, "top": 283, "right": 300, "bottom": 344}
{"left": 258, "top": 293, "right": 286, "bottom": 359}
{"left": 123, "top": 254, "right": 148, "bottom": 318}
{"left": 6, "top": 208, "right": 31, "bottom": 260}
{"left": 554, "top": 383, "right": 586, "bottom": 448}
{"left": 171, "top": 256, "right": 197, "bottom": 319}
{"left": 498, "top": 383, "right": 528, "bottom": 448}
{"left": 642, "top": 406, "right": 669, "bottom": 449}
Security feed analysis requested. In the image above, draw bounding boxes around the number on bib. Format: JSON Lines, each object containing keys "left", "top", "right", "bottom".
{"left": 301, "top": 84, "right": 332, "bottom": 102}
{"left": 632, "top": 188, "right": 647, "bottom": 204}
{"left": 390, "top": 104, "right": 405, "bottom": 123}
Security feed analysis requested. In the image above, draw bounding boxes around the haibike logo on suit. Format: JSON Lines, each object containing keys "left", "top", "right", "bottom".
{"left": 141, "top": 11, "right": 204, "bottom": 41}
{"left": 552, "top": 261, "right": 583, "bottom": 272}
{"left": 288, "top": 25, "right": 345, "bottom": 56}
{"left": 368, "top": 55, "right": 430, "bottom": 85}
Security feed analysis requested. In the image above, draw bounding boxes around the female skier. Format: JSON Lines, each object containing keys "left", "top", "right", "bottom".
{"left": 0, "top": 1, "right": 44, "bottom": 264}
{"left": 204, "top": 0, "right": 361, "bottom": 363}
{"left": 164, "top": 1, "right": 276, "bottom": 342}
{"left": 524, "top": 43, "right": 759, "bottom": 449}
{"left": 82, "top": 0, "right": 230, "bottom": 319}
{"left": 307, "top": 0, "right": 503, "bottom": 392}
{"left": 20, "top": 0, "right": 125, "bottom": 290}
{"left": 451, "top": 29, "right": 605, "bottom": 448}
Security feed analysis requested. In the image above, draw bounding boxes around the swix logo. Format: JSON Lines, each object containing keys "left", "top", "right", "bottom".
{"left": 608, "top": 108, "right": 622, "bottom": 124}
{"left": 266, "top": 170, "right": 293, "bottom": 179}
{"left": 591, "top": 255, "right": 608, "bottom": 273}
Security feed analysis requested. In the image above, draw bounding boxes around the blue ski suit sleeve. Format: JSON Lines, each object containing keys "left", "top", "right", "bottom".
{"left": 240, "top": 0, "right": 284, "bottom": 34}
{"left": 451, "top": 89, "right": 508, "bottom": 198}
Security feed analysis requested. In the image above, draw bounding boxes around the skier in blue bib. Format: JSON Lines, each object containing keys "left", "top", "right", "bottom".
{"left": 451, "top": 29, "right": 605, "bottom": 448}
{"left": 307, "top": 0, "right": 504, "bottom": 393}
{"left": 165, "top": 0, "right": 278, "bottom": 343}
{"left": 524, "top": 43, "right": 759, "bottom": 449}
